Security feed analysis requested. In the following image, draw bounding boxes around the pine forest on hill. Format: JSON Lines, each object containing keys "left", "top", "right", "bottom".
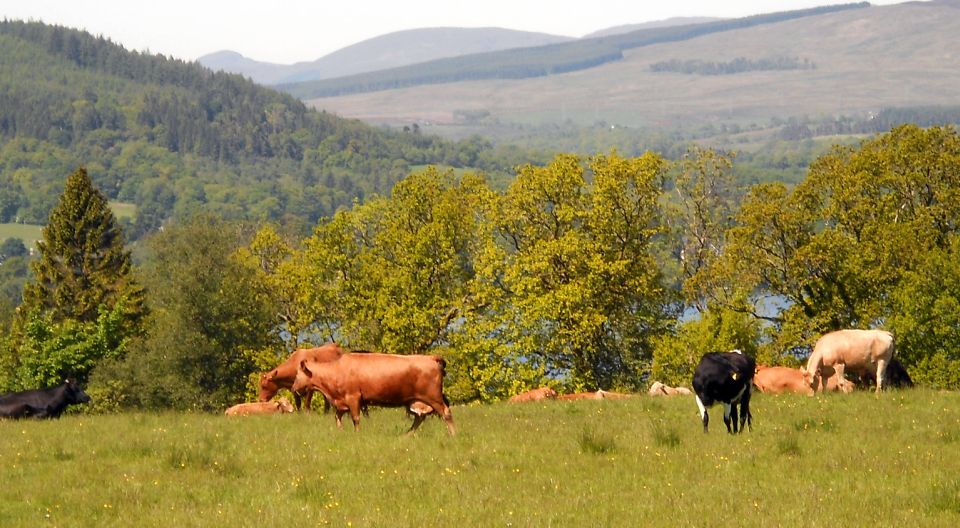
{"left": 0, "top": 21, "right": 537, "bottom": 240}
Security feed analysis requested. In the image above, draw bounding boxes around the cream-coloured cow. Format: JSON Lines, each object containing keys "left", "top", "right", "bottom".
{"left": 804, "top": 329, "right": 894, "bottom": 393}
{"left": 648, "top": 381, "right": 693, "bottom": 396}
{"left": 225, "top": 397, "right": 296, "bottom": 416}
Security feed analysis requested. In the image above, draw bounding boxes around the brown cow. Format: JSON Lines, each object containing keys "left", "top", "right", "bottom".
{"left": 557, "top": 391, "right": 603, "bottom": 401}
{"left": 294, "top": 353, "right": 455, "bottom": 435}
{"left": 225, "top": 397, "right": 295, "bottom": 416}
{"left": 754, "top": 367, "right": 815, "bottom": 396}
{"left": 804, "top": 329, "right": 895, "bottom": 393}
{"left": 509, "top": 387, "right": 558, "bottom": 403}
{"left": 258, "top": 343, "right": 345, "bottom": 411}
{"left": 648, "top": 381, "right": 693, "bottom": 396}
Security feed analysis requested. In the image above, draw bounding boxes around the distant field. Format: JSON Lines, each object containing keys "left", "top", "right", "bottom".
{"left": 0, "top": 223, "right": 42, "bottom": 247}
{"left": 1, "top": 390, "right": 957, "bottom": 526}
{"left": 0, "top": 203, "right": 134, "bottom": 249}
{"left": 110, "top": 201, "right": 136, "bottom": 221}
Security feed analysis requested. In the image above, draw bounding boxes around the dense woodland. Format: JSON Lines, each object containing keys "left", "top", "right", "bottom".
{"left": 280, "top": 3, "right": 867, "bottom": 98}
{"left": 1, "top": 20, "right": 959, "bottom": 411}
{"left": 649, "top": 56, "right": 815, "bottom": 75}
{"left": 0, "top": 21, "right": 540, "bottom": 238}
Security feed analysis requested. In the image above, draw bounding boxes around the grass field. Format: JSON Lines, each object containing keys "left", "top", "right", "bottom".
{"left": 0, "top": 223, "right": 43, "bottom": 248}
{"left": 1, "top": 390, "right": 958, "bottom": 526}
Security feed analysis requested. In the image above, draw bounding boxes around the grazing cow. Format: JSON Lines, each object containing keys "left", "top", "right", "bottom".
{"left": 804, "top": 329, "right": 894, "bottom": 393}
{"left": 597, "top": 390, "right": 632, "bottom": 400}
{"left": 294, "top": 353, "right": 455, "bottom": 435}
{"left": 648, "top": 381, "right": 693, "bottom": 396}
{"left": 258, "top": 343, "right": 345, "bottom": 411}
{"left": 225, "top": 397, "right": 295, "bottom": 416}
{"left": 509, "top": 387, "right": 558, "bottom": 403}
{"left": 754, "top": 367, "right": 815, "bottom": 396}
{"left": 0, "top": 380, "right": 91, "bottom": 419}
{"left": 692, "top": 351, "right": 756, "bottom": 434}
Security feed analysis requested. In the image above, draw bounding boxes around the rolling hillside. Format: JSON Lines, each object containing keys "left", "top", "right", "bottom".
{"left": 306, "top": 1, "right": 960, "bottom": 135}
{"left": 0, "top": 21, "right": 522, "bottom": 240}
{"left": 198, "top": 27, "right": 574, "bottom": 85}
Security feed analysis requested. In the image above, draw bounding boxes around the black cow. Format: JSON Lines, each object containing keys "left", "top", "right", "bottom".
{"left": 857, "top": 357, "right": 914, "bottom": 389}
{"left": 0, "top": 380, "right": 92, "bottom": 419}
{"left": 692, "top": 350, "right": 756, "bottom": 434}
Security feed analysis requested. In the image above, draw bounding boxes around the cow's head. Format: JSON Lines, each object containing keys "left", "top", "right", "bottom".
{"left": 293, "top": 360, "right": 316, "bottom": 395}
{"left": 258, "top": 371, "right": 280, "bottom": 402}
{"left": 800, "top": 367, "right": 815, "bottom": 388}
{"left": 275, "top": 397, "right": 295, "bottom": 413}
{"left": 65, "top": 379, "right": 92, "bottom": 404}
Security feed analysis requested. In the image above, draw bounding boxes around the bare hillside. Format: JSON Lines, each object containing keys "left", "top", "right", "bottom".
{"left": 307, "top": 1, "right": 960, "bottom": 131}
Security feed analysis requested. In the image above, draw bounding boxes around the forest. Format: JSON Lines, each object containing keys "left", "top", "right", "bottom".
{"left": 0, "top": 124, "right": 957, "bottom": 412}
{"left": 0, "top": 20, "right": 541, "bottom": 239}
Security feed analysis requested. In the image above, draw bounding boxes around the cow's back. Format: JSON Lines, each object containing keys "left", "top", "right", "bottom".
{"left": 814, "top": 329, "right": 894, "bottom": 369}
{"left": 694, "top": 352, "right": 756, "bottom": 405}
{"left": 333, "top": 353, "right": 446, "bottom": 404}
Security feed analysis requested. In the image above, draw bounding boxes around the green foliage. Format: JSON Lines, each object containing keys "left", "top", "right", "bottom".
{"left": 687, "top": 125, "right": 960, "bottom": 378}
{"left": 651, "top": 305, "right": 761, "bottom": 386}
{"left": 11, "top": 300, "right": 131, "bottom": 389}
{"left": 19, "top": 167, "right": 144, "bottom": 325}
{"left": 88, "top": 215, "right": 282, "bottom": 410}
{"left": 650, "top": 56, "right": 815, "bottom": 75}
{"left": 0, "top": 21, "right": 528, "bottom": 239}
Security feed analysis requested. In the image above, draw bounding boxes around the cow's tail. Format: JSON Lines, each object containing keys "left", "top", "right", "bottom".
{"left": 433, "top": 356, "right": 447, "bottom": 376}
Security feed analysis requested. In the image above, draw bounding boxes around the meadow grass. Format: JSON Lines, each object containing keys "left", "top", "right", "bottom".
{"left": 0, "top": 223, "right": 43, "bottom": 247}
{"left": 1, "top": 390, "right": 958, "bottom": 526}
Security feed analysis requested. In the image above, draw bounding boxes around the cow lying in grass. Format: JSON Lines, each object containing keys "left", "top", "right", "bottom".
{"left": 509, "top": 387, "right": 558, "bottom": 403}
{"left": 0, "top": 380, "right": 91, "bottom": 419}
{"left": 693, "top": 350, "right": 755, "bottom": 434}
{"left": 294, "top": 353, "right": 455, "bottom": 435}
{"left": 648, "top": 381, "right": 693, "bottom": 396}
{"left": 225, "top": 397, "right": 295, "bottom": 416}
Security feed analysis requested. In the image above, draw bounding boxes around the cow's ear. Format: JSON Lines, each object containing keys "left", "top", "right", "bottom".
{"left": 299, "top": 360, "right": 313, "bottom": 378}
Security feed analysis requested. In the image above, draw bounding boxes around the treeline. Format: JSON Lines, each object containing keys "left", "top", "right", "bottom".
{"left": 777, "top": 105, "right": 960, "bottom": 140}
{"left": 649, "top": 56, "right": 815, "bottom": 75}
{"left": 281, "top": 3, "right": 868, "bottom": 99}
{"left": 0, "top": 21, "right": 541, "bottom": 238}
{"left": 5, "top": 125, "right": 958, "bottom": 411}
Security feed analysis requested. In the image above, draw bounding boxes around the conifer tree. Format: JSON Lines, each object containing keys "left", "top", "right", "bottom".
{"left": 18, "top": 167, "right": 144, "bottom": 325}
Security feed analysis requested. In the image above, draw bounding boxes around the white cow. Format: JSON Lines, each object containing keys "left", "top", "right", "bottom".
{"left": 804, "top": 329, "right": 894, "bottom": 394}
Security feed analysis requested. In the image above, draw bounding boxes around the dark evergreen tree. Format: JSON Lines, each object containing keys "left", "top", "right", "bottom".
{"left": 18, "top": 167, "right": 145, "bottom": 325}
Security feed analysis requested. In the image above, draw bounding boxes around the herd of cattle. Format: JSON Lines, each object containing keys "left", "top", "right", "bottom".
{"left": 0, "top": 328, "right": 909, "bottom": 435}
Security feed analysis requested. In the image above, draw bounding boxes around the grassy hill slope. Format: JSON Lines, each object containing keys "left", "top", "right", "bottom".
{"left": 308, "top": 1, "right": 960, "bottom": 132}
{"left": 199, "top": 27, "right": 575, "bottom": 85}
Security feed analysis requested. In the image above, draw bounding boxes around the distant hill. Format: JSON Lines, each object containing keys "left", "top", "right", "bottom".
{"left": 583, "top": 17, "right": 724, "bottom": 38}
{"left": 279, "top": 3, "right": 868, "bottom": 99}
{"left": 306, "top": 0, "right": 960, "bottom": 134}
{"left": 0, "top": 21, "right": 522, "bottom": 239}
{"left": 198, "top": 27, "right": 574, "bottom": 85}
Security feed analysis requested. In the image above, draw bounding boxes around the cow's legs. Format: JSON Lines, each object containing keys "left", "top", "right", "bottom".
{"left": 406, "top": 414, "right": 427, "bottom": 435}
{"left": 833, "top": 364, "right": 846, "bottom": 394}
{"left": 695, "top": 395, "right": 709, "bottom": 433}
{"left": 741, "top": 387, "right": 753, "bottom": 432}
{"left": 722, "top": 402, "right": 734, "bottom": 434}
{"left": 302, "top": 390, "right": 313, "bottom": 413}
{"left": 334, "top": 409, "right": 346, "bottom": 429}
{"left": 345, "top": 397, "right": 363, "bottom": 431}
{"left": 293, "top": 392, "right": 303, "bottom": 411}
{"left": 875, "top": 359, "right": 888, "bottom": 393}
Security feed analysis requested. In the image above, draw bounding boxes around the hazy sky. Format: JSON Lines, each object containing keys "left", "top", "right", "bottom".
{"left": 3, "top": 0, "right": 914, "bottom": 64}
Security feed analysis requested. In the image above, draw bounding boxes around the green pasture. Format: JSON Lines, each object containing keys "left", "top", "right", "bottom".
{"left": 0, "top": 223, "right": 43, "bottom": 248}
{"left": 1, "top": 390, "right": 958, "bottom": 527}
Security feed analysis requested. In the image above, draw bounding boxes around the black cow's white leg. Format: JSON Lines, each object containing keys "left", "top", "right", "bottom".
{"left": 696, "top": 394, "right": 709, "bottom": 432}
{"left": 722, "top": 402, "right": 733, "bottom": 433}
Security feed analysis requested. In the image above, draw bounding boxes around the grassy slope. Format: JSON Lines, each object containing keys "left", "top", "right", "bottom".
{"left": 309, "top": 2, "right": 960, "bottom": 131}
{"left": 1, "top": 390, "right": 958, "bottom": 526}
